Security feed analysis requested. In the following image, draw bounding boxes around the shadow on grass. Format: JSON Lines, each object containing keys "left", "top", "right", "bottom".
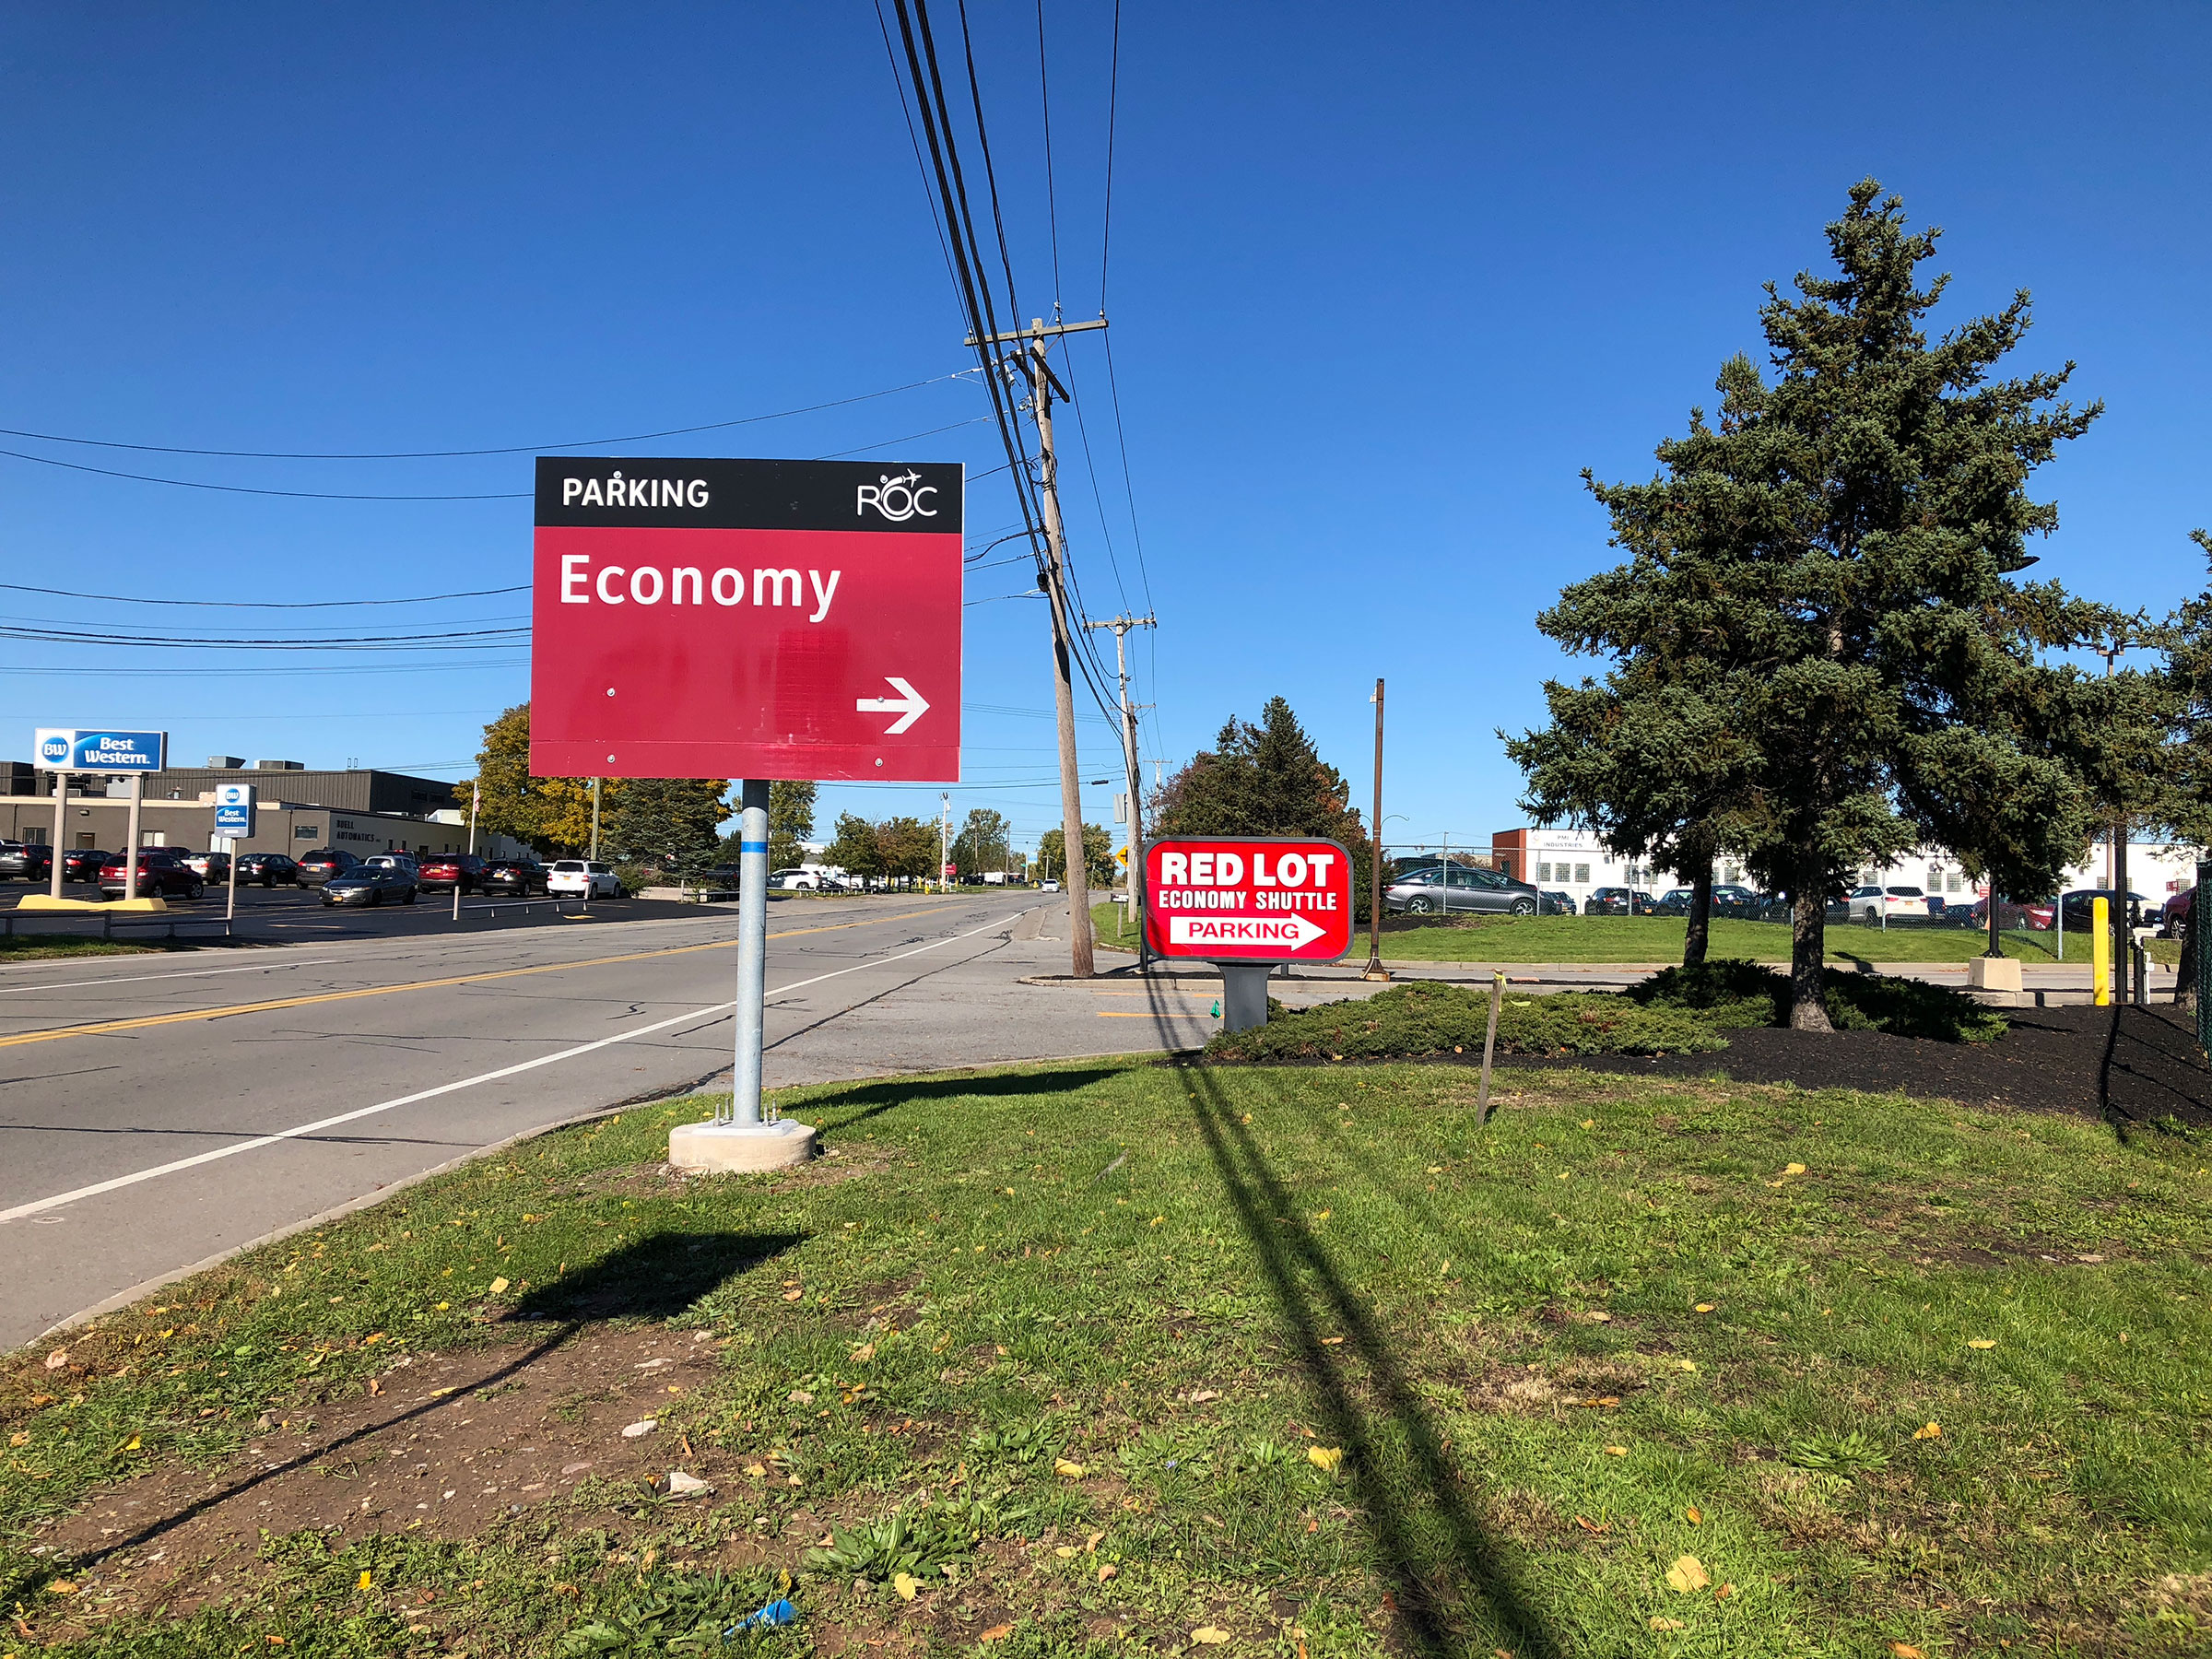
{"left": 510, "top": 1230, "right": 806, "bottom": 1322}
{"left": 2100, "top": 1003, "right": 2212, "bottom": 1135}
{"left": 1171, "top": 1045, "right": 1560, "bottom": 1658}
{"left": 793, "top": 1065, "right": 1130, "bottom": 1132}
{"left": 72, "top": 1232, "right": 803, "bottom": 1571}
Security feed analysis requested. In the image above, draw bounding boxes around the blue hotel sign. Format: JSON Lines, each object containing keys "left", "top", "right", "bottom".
{"left": 34, "top": 728, "right": 168, "bottom": 772}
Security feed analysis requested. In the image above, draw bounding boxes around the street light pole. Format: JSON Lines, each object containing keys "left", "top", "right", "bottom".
{"left": 1365, "top": 677, "right": 1387, "bottom": 979}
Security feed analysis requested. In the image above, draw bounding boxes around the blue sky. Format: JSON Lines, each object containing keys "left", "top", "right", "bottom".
{"left": 3, "top": 3, "right": 2207, "bottom": 856}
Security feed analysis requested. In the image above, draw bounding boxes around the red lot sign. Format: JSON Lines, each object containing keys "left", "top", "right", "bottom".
{"left": 1143, "top": 837, "right": 1354, "bottom": 963}
{"left": 530, "top": 457, "right": 962, "bottom": 781}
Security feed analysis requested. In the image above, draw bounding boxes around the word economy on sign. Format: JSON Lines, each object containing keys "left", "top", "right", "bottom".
{"left": 529, "top": 456, "right": 963, "bottom": 783}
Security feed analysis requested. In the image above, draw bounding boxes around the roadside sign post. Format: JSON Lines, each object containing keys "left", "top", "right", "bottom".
{"left": 215, "top": 785, "right": 254, "bottom": 924}
{"left": 1143, "top": 837, "right": 1356, "bottom": 1032}
{"left": 530, "top": 457, "right": 961, "bottom": 1170}
{"left": 33, "top": 729, "right": 167, "bottom": 908}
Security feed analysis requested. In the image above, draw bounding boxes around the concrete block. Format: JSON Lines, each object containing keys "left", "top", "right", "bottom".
{"left": 668, "top": 1117, "right": 818, "bottom": 1172}
{"left": 1968, "top": 956, "right": 2023, "bottom": 993}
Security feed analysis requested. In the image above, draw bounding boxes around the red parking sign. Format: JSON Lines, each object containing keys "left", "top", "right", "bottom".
{"left": 1143, "top": 837, "right": 1354, "bottom": 962}
{"left": 530, "top": 457, "right": 962, "bottom": 781}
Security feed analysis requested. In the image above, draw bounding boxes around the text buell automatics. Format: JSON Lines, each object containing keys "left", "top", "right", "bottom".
{"left": 530, "top": 457, "right": 963, "bottom": 782}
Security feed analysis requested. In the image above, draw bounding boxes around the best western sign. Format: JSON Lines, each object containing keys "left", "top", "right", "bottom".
{"left": 34, "top": 728, "right": 167, "bottom": 772}
{"left": 1143, "top": 837, "right": 1355, "bottom": 963}
{"left": 530, "top": 457, "right": 962, "bottom": 782}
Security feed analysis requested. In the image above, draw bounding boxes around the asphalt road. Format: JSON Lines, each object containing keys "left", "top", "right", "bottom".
{"left": 0, "top": 890, "right": 1235, "bottom": 1351}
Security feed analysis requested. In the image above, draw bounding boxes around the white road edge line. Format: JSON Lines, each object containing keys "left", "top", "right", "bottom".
{"left": 0, "top": 957, "right": 350, "bottom": 997}
{"left": 0, "top": 910, "right": 1026, "bottom": 1224}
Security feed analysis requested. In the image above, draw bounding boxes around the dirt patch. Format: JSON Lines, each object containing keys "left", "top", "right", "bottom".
{"left": 33, "top": 1324, "right": 769, "bottom": 1620}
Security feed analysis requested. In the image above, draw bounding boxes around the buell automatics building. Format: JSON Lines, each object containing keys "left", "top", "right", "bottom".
{"left": 1, "top": 760, "right": 526, "bottom": 862}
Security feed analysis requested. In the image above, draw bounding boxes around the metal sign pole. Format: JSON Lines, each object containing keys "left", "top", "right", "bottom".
{"left": 727, "top": 778, "right": 771, "bottom": 1127}
{"left": 48, "top": 770, "right": 65, "bottom": 901}
{"left": 226, "top": 838, "right": 238, "bottom": 924}
{"left": 124, "top": 774, "right": 144, "bottom": 902}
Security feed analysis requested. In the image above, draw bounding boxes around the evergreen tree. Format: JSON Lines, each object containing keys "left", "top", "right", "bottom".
{"left": 606, "top": 778, "right": 730, "bottom": 877}
{"left": 1554, "top": 182, "right": 2100, "bottom": 1029}
{"left": 769, "top": 781, "right": 818, "bottom": 870}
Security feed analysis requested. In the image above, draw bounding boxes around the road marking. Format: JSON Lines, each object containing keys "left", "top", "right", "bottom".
{"left": 0, "top": 910, "right": 1025, "bottom": 1222}
{"left": 0, "top": 958, "right": 348, "bottom": 996}
{"left": 0, "top": 902, "right": 974, "bottom": 1051}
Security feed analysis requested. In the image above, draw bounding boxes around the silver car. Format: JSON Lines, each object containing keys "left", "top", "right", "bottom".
{"left": 1385, "top": 865, "right": 1542, "bottom": 917}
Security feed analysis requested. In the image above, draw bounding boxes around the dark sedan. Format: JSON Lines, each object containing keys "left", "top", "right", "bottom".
{"left": 417, "top": 853, "right": 489, "bottom": 893}
{"left": 236, "top": 853, "right": 301, "bottom": 887}
{"left": 1383, "top": 863, "right": 1544, "bottom": 917}
{"left": 62, "top": 847, "right": 115, "bottom": 883}
{"left": 1539, "top": 889, "right": 1578, "bottom": 916}
{"left": 0, "top": 841, "right": 53, "bottom": 881}
{"left": 480, "top": 859, "right": 550, "bottom": 896}
{"left": 1585, "top": 887, "right": 1658, "bottom": 916}
{"left": 98, "top": 853, "right": 205, "bottom": 900}
{"left": 321, "top": 865, "right": 419, "bottom": 907}
{"left": 2057, "top": 888, "right": 2148, "bottom": 931}
{"left": 295, "top": 848, "right": 363, "bottom": 886}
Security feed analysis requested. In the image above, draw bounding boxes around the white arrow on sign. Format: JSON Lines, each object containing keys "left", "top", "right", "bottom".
{"left": 856, "top": 677, "right": 931, "bottom": 735}
{"left": 1168, "top": 912, "right": 1325, "bottom": 950}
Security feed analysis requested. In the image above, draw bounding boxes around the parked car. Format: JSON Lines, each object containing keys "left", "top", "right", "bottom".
{"left": 1539, "top": 889, "right": 1578, "bottom": 916}
{"left": 181, "top": 851, "right": 230, "bottom": 884}
{"left": 236, "top": 853, "right": 300, "bottom": 887}
{"left": 1845, "top": 885, "right": 1930, "bottom": 923}
{"left": 415, "top": 853, "right": 488, "bottom": 893}
{"left": 61, "top": 847, "right": 114, "bottom": 883}
{"left": 0, "top": 841, "right": 53, "bottom": 881}
{"left": 296, "top": 848, "right": 361, "bottom": 886}
{"left": 1970, "top": 895, "right": 2056, "bottom": 931}
{"left": 322, "top": 865, "right": 418, "bottom": 907}
{"left": 1654, "top": 888, "right": 1694, "bottom": 916}
{"left": 1385, "top": 864, "right": 1544, "bottom": 917}
{"left": 2056, "top": 888, "right": 2148, "bottom": 931}
{"left": 2161, "top": 886, "right": 2194, "bottom": 938}
{"left": 547, "top": 859, "right": 620, "bottom": 898}
{"left": 1584, "top": 887, "right": 1657, "bottom": 917}
{"left": 98, "top": 852, "right": 205, "bottom": 900}
{"left": 365, "top": 853, "right": 419, "bottom": 873}
{"left": 480, "top": 859, "right": 550, "bottom": 896}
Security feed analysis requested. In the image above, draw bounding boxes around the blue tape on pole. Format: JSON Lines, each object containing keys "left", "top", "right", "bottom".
{"left": 740, "top": 841, "right": 769, "bottom": 854}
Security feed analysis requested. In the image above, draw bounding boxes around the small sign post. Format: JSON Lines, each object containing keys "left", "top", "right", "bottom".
{"left": 215, "top": 785, "right": 253, "bottom": 924}
{"left": 1143, "top": 837, "right": 1356, "bottom": 1030}
{"left": 530, "top": 457, "right": 962, "bottom": 1170}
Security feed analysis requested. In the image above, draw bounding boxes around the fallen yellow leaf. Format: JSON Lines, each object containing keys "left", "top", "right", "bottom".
{"left": 1098, "top": 1562, "right": 1118, "bottom": 1582}
{"left": 1585, "top": 1311, "right": 1612, "bottom": 1324}
{"left": 1191, "top": 1628, "right": 1231, "bottom": 1645}
{"left": 1085, "top": 1530, "right": 1105, "bottom": 1552}
{"left": 8, "top": 1431, "right": 28, "bottom": 1447}
{"left": 124, "top": 1435, "right": 141, "bottom": 1451}
{"left": 488, "top": 1277, "right": 510, "bottom": 1295}
{"left": 1054, "top": 1546, "right": 1077, "bottom": 1559}
{"left": 852, "top": 1342, "right": 877, "bottom": 1362}
{"left": 1312, "top": 1210, "right": 1331, "bottom": 1221}
{"left": 745, "top": 1463, "right": 766, "bottom": 1477}
{"left": 1968, "top": 1339, "right": 1995, "bottom": 1350}
{"left": 1913, "top": 1421, "right": 1942, "bottom": 1440}
{"left": 1715, "top": 1583, "right": 1735, "bottom": 1600}
{"left": 893, "top": 1571, "right": 920, "bottom": 1601}
{"left": 1678, "top": 1359, "right": 1697, "bottom": 1372}
{"left": 782, "top": 1288, "right": 803, "bottom": 1301}
{"left": 1054, "top": 1458, "right": 1088, "bottom": 1478}
{"left": 1889, "top": 1646, "right": 1925, "bottom": 1659}
{"left": 1685, "top": 1506, "right": 1702, "bottom": 1524}
{"left": 1783, "top": 1162, "right": 1806, "bottom": 1176}
{"left": 1650, "top": 1617, "right": 1684, "bottom": 1631}
{"left": 1603, "top": 1445, "right": 1628, "bottom": 1457}
{"left": 1307, "top": 1445, "right": 1344, "bottom": 1475}
{"left": 1694, "top": 1303, "right": 1716, "bottom": 1313}
{"left": 980, "top": 1624, "right": 1014, "bottom": 1641}
{"left": 50, "top": 1580, "right": 77, "bottom": 1594}
{"left": 359, "top": 1570, "right": 372, "bottom": 1590}
{"left": 1665, "top": 1555, "right": 1710, "bottom": 1594}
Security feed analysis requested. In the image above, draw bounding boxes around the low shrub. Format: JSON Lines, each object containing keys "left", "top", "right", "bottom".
{"left": 1630, "top": 957, "right": 2006, "bottom": 1043}
{"left": 1205, "top": 980, "right": 1727, "bottom": 1063}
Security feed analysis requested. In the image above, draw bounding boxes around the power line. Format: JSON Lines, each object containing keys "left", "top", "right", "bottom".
{"left": 0, "top": 624, "right": 529, "bottom": 651}
{"left": 0, "top": 448, "right": 530, "bottom": 500}
{"left": 0, "top": 580, "right": 528, "bottom": 609}
{"left": 0, "top": 371, "right": 980, "bottom": 461}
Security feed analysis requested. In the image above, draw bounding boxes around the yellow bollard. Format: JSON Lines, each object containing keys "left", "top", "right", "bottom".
{"left": 2092, "top": 896, "right": 2111, "bottom": 1006}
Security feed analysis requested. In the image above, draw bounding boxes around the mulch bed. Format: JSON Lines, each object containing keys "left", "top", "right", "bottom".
{"left": 1502, "top": 1002, "right": 2212, "bottom": 1128}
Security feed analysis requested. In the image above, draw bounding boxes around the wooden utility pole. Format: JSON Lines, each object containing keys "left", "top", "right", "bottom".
{"left": 1085, "top": 613, "right": 1156, "bottom": 957}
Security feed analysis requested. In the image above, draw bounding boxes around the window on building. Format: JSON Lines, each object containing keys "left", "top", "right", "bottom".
{"left": 1574, "top": 863, "right": 1590, "bottom": 883}
{"left": 296, "top": 825, "right": 319, "bottom": 840}
{"left": 1947, "top": 872, "right": 1962, "bottom": 893}
{"left": 23, "top": 827, "right": 45, "bottom": 845}
{"left": 1536, "top": 862, "right": 1552, "bottom": 882}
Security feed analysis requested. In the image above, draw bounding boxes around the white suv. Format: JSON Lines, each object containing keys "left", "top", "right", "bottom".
{"left": 548, "top": 859, "right": 619, "bottom": 898}
{"left": 1847, "top": 884, "right": 1929, "bottom": 922}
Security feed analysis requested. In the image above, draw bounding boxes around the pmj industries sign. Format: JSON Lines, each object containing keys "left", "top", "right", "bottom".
{"left": 1143, "top": 836, "right": 1355, "bottom": 963}
{"left": 530, "top": 457, "right": 962, "bottom": 782}
{"left": 35, "top": 728, "right": 167, "bottom": 772}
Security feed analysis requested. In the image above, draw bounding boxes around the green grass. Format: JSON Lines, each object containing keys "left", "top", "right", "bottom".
{"left": 0, "top": 933, "right": 162, "bottom": 961}
{"left": 1371, "top": 913, "right": 2078, "bottom": 965}
{"left": 6, "top": 1063, "right": 2212, "bottom": 1655}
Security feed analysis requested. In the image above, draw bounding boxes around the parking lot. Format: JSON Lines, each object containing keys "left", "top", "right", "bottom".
{"left": 0, "top": 877, "right": 717, "bottom": 943}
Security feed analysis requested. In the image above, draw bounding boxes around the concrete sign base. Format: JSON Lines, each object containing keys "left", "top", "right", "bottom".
{"left": 669, "top": 1117, "right": 818, "bottom": 1173}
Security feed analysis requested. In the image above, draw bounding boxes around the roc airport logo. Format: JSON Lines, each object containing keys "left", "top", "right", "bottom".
{"left": 855, "top": 470, "right": 939, "bottom": 523}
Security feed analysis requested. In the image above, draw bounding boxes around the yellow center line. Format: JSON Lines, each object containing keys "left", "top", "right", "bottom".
{"left": 0, "top": 901, "right": 969, "bottom": 1052}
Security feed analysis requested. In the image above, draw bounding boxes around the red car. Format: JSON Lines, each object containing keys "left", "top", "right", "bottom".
{"left": 417, "top": 853, "right": 489, "bottom": 893}
{"left": 2161, "top": 886, "right": 2194, "bottom": 938}
{"left": 98, "top": 852, "right": 206, "bottom": 900}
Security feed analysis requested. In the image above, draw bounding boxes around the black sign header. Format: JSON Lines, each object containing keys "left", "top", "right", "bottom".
{"left": 534, "top": 457, "right": 965, "bottom": 534}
